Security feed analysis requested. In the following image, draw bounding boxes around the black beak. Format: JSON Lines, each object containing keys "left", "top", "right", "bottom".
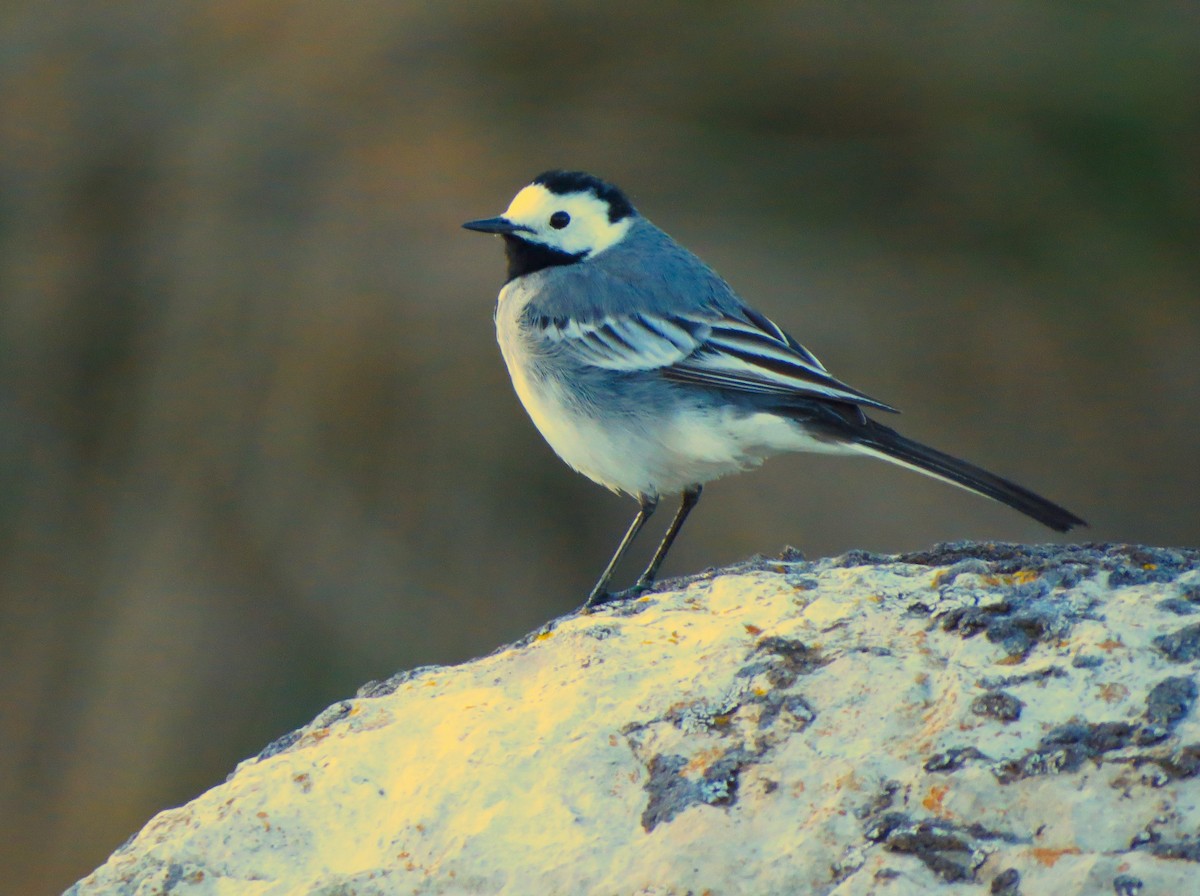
{"left": 462, "top": 216, "right": 528, "bottom": 235}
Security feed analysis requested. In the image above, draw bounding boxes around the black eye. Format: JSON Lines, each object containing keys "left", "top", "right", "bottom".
{"left": 549, "top": 211, "right": 570, "bottom": 229}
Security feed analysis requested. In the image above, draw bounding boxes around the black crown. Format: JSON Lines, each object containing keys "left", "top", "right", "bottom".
{"left": 532, "top": 170, "right": 635, "bottom": 222}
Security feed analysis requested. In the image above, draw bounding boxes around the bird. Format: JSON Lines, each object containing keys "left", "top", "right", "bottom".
{"left": 463, "top": 170, "right": 1086, "bottom": 609}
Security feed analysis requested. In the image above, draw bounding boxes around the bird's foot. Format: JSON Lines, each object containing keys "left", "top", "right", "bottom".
{"left": 581, "top": 581, "right": 654, "bottom": 613}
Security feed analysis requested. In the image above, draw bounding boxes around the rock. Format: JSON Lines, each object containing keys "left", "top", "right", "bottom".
{"left": 67, "top": 543, "right": 1200, "bottom": 895}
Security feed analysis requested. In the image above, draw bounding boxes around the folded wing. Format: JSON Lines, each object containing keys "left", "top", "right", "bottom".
{"left": 530, "top": 305, "right": 897, "bottom": 412}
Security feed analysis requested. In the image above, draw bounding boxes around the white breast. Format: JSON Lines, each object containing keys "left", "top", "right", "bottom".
{"left": 495, "top": 279, "right": 630, "bottom": 490}
{"left": 494, "top": 279, "right": 556, "bottom": 442}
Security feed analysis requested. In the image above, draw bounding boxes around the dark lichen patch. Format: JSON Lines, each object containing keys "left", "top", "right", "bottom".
{"left": 971, "top": 691, "right": 1023, "bottom": 723}
{"left": 936, "top": 574, "right": 1081, "bottom": 660}
{"left": 832, "top": 549, "right": 892, "bottom": 568}
{"left": 899, "top": 542, "right": 1073, "bottom": 575}
{"left": 831, "top": 846, "right": 869, "bottom": 882}
{"left": 1162, "top": 743, "right": 1200, "bottom": 779}
{"left": 854, "top": 780, "right": 901, "bottom": 819}
{"left": 625, "top": 681, "right": 815, "bottom": 831}
{"left": 1002, "top": 712, "right": 1200, "bottom": 781}
{"left": 1157, "top": 597, "right": 1197, "bottom": 616}
{"left": 640, "top": 754, "right": 690, "bottom": 830}
{"left": 752, "top": 692, "right": 816, "bottom": 730}
{"left": 160, "top": 863, "right": 209, "bottom": 893}
{"left": 583, "top": 624, "right": 621, "bottom": 641}
{"left": 357, "top": 664, "right": 444, "bottom": 698}
{"left": 357, "top": 679, "right": 398, "bottom": 699}
{"left": 1129, "top": 821, "right": 1200, "bottom": 862}
{"left": 990, "top": 867, "right": 1021, "bottom": 895}
{"left": 1129, "top": 743, "right": 1200, "bottom": 782}
{"left": 256, "top": 729, "right": 303, "bottom": 762}
{"left": 733, "top": 636, "right": 829, "bottom": 692}
{"left": 752, "top": 636, "right": 828, "bottom": 686}
{"left": 981, "top": 666, "right": 1068, "bottom": 689}
{"left": 670, "top": 687, "right": 818, "bottom": 744}
{"left": 901, "top": 542, "right": 1200, "bottom": 591}
{"left": 161, "top": 863, "right": 206, "bottom": 894}
{"left": 865, "top": 813, "right": 1015, "bottom": 883}
{"left": 162, "top": 864, "right": 186, "bottom": 893}
{"left": 255, "top": 701, "right": 356, "bottom": 763}
{"left": 940, "top": 602, "right": 1013, "bottom": 638}
{"left": 312, "top": 701, "right": 354, "bottom": 727}
{"left": 639, "top": 749, "right": 753, "bottom": 832}
{"left": 1144, "top": 676, "right": 1198, "bottom": 728}
{"left": 993, "top": 750, "right": 1071, "bottom": 783}
{"left": 1132, "top": 724, "right": 1171, "bottom": 747}
{"left": 1153, "top": 622, "right": 1200, "bottom": 663}
{"left": 1106, "top": 546, "right": 1198, "bottom": 586}
{"left": 924, "top": 747, "right": 993, "bottom": 773}
{"left": 993, "top": 722, "right": 1137, "bottom": 783}
{"left": 983, "top": 610, "right": 1065, "bottom": 660}
{"left": 1145, "top": 838, "right": 1200, "bottom": 862}
{"left": 1071, "top": 721, "right": 1137, "bottom": 751}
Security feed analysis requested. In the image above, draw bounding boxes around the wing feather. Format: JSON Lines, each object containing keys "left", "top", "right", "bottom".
{"left": 529, "top": 306, "right": 896, "bottom": 412}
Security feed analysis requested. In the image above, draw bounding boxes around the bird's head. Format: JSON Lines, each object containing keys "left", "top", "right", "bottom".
{"left": 464, "top": 170, "right": 636, "bottom": 279}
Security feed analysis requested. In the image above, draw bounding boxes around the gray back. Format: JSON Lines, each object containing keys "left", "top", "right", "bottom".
{"left": 520, "top": 217, "right": 746, "bottom": 323}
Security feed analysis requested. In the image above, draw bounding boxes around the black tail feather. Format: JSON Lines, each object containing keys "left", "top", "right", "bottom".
{"left": 846, "top": 419, "right": 1087, "bottom": 532}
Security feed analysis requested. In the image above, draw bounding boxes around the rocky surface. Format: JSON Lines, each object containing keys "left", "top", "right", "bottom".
{"left": 68, "top": 542, "right": 1200, "bottom": 895}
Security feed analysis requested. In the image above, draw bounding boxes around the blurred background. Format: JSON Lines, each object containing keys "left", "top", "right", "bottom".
{"left": 1, "top": 2, "right": 1197, "bottom": 892}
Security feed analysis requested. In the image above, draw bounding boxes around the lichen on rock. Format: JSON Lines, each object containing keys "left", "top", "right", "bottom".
{"left": 68, "top": 543, "right": 1200, "bottom": 895}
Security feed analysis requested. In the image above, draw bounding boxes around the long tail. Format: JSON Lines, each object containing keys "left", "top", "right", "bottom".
{"left": 844, "top": 418, "right": 1086, "bottom": 532}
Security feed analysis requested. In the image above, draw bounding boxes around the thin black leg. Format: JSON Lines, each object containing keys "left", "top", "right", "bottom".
{"left": 636, "top": 484, "right": 702, "bottom": 589}
{"left": 584, "top": 495, "right": 658, "bottom": 609}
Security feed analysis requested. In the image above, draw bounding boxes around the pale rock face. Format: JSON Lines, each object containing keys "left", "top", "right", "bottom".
{"left": 68, "top": 543, "right": 1200, "bottom": 895}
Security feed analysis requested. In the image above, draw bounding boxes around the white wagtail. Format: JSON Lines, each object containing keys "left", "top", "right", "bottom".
{"left": 464, "top": 171, "right": 1086, "bottom": 608}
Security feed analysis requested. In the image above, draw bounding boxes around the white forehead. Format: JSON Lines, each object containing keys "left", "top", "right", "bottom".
{"left": 503, "top": 183, "right": 605, "bottom": 220}
{"left": 502, "top": 183, "right": 632, "bottom": 257}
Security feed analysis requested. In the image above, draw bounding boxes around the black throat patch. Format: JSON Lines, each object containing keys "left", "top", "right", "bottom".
{"left": 503, "top": 235, "right": 586, "bottom": 282}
